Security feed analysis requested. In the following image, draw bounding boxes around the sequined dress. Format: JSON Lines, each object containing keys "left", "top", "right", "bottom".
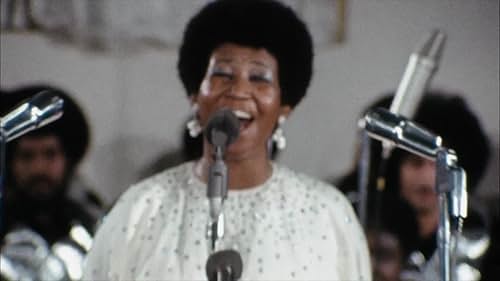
{"left": 83, "top": 162, "right": 371, "bottom": 280}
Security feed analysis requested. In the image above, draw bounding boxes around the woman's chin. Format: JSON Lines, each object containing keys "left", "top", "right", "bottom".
{"left": 225, "top": 143, "right": 249, "bottom": 159}
{"left": 224, "top": 141, "right": 263, "bottom": 162}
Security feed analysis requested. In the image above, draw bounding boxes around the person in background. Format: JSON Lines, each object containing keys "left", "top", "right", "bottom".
{"left": 336, "top": 91, "right": 492, "bottom": 281}
{"left": 366, "top": 226, "right": 404, "bottom": 281}
{"left": 479, "top": 217, "right": 500, "bottom": 281}
{"left": 0, "top": 84, "right": 105, "bottom": 280}
{"left": 83, "top": 0, "right": 371, "bottom": 280}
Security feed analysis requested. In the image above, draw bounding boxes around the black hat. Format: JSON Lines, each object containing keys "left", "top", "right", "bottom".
{"left": 177, "top": 0, "right": 314, "bottom": 108}
{"left": 1, "top": 85, "right": 90, "bottom": 166}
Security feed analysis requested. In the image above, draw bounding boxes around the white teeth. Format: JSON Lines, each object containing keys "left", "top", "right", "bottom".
{"left": 233, "top": 109, "right": 252, "bottom": 120}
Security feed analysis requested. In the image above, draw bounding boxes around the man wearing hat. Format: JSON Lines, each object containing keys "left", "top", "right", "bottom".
{"left": 336, "top": 91, "right": 492, "bottom": 281}
{"left": 1, "top": 84, "right": 105, "bottom": 280}
{"left": 1, "top": 84, "right": 103, "bottom": 248}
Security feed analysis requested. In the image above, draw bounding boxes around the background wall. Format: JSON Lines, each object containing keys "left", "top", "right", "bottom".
{"left": 1, "top": 0, "right": 498, "bottom": 207}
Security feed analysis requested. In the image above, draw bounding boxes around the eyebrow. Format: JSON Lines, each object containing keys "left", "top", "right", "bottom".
{"left": 214, "top": 58, "right": 271, "bottom": 68}
{"left": 250, "top": 60, "right": 271, "bottom": 68}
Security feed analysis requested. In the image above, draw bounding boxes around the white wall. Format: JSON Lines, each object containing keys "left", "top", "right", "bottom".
{"left": 1, "top": 0, "right": 498, "bottom": 205}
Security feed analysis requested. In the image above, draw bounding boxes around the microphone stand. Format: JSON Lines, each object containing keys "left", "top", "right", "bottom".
{"left": 0, "top": 128, "right": 6, "bottom": 228}
{"left": 207, "top": 145, "right": 227, "bottom": 251}
{"left": 361, "top": 109, "right": 467, "bottom": 281}
{"left": 356, "top": 130, "right": 371, "bottom": 228}
{"left": 435, "top": 148, "right": 467, "bottom": 281}
{"left": 205, "top": 144, "right": 242, "bottom": 281}
{"left": 355, "top": 29, "right": 445, "bottom": 230}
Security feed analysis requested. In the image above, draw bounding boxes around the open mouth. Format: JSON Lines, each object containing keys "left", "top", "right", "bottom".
{"left": 232, "top": 109, "right": 254, "bottom": 131}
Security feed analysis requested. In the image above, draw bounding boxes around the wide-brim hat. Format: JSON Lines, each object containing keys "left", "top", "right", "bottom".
{"left": 1, "top": 84, "right": 90, "bottom": 165}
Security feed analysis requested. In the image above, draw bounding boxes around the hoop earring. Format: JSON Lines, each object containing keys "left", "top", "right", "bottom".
{"left": 186, "top": 104, "right": 202, "bottom": 138}
{"left": 272, "top": 115, "right": 286, "bottom": 150}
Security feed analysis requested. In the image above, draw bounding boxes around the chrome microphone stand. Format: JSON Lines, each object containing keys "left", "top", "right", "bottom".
{"left": 204, "top": 111, "right": 243, "bottom": 281}
{"left": 356, "top": 130, "right": 371, "bottom": 228}
{"left": 435, "top": 148, "right": 467, "bottom": 281}
{"left": 361, "top": 108, "right": 467, "bottom": 281}
{"left": 205, "top": 145, "right": 242, "bottom": 281}
{"left": 0, "top": 128, "right": 6, "bottom": 207}
{"left": 206, "top": 145, "right": 227, "bottom": 251}
{"left": 355, "top": 29, "right": 446, "bottom": 229}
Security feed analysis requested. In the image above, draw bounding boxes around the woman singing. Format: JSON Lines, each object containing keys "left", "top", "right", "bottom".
{"left": 83, "top": 0, "right": 371, "bottom": 280}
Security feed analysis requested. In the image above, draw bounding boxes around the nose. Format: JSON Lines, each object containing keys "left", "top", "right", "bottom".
{"left": 420, "top": 158, "right": 436, "bottom": 182}
{"left": 421, "top": 158, "right": 435, "bottom": 170}
{"left": 227, "top": 76, "right": 252, "bottom": 99}
{"left": 29, "top": 154, "right": 50, "bottom": 174}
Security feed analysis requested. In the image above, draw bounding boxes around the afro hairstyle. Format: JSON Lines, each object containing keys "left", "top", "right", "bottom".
{"left": 1, "top": 85, "right": 90, "bottom": 171}
{"left": 177, "top": 0, "right": 314, "bottom": 108}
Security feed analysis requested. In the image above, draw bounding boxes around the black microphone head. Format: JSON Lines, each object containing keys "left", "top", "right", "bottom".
{"left": 205, "top": 109, "right": 240, "bottom": 148}
{"left": 206, "top": 249, "right": 243, "bottom": 280}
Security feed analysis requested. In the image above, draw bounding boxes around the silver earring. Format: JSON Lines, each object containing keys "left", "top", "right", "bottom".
{"left": 187, "top": 104, "right": 201, "bottom": 137}
{"left": 272, "top": 115, "right": 286, "bottom": 150}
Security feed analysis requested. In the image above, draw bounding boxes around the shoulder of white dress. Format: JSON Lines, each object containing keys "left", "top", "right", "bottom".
{"left": 276, "top": 164, "right": 338, "bottom": 188}
{"left": 274, "top": 164, "right": 349, "bottom": 202}
{"left": 114, "top": 162, "right": 192, "bottom": 205}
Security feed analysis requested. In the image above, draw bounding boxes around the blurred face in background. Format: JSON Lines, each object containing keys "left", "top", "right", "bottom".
{"left": 368, "top": 230, "right": 403, "bottom": 281}
{"left": 399, "top": 154, "right": 438, "bottom": 215}
{"left": 11, "top": 135, "right": 67, "bottom": 201}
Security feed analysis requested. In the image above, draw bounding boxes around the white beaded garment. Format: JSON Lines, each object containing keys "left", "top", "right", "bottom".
{"left": 83, "top": 162, "right": 371, "bottom": 280}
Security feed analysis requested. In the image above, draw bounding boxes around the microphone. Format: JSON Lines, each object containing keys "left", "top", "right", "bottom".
{"left": 205, "top": 109, "right": 240, "bottom": 149}
{"left": 390, "top": 29, "right": 446, "bottom": 118}
{"left": 362, "top": 107, "right": 466, "bottom": 281}
{"left": 204, "top": 109, "right": 240, "bottom": 248}
{"left": 206, "top": 249, "right": 243, "bottom": 281}
{"left": 1, "top": 90, "right": 64, "bottom": 142}
{"left": 361, "top": 107, "right": 442, "bottom": 160}
{"left": 205, "top": 108, "right": 240, "bottom": 207}
{"left": 355, "top": 29, "right": 446, "bottom": 227}
{"left": 380, "top": 29, "right": 446, "bottom": 157}
{"left": 204, "top": 110, "right": 244, "bottom": 280}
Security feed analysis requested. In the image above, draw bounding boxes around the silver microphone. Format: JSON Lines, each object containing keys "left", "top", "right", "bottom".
{"left": 205, "top": 109, "right": 240, "bottom": 220}
{"left": 390, "top": 29, "right": 446, "bottom": 118}
{"left": 1, "top": 90, "right": 64, "bottom": 142}
{"left": 355, "top": 30, "right": 446, "bottom": 227}
{"left": 381, "top": 29, "right": 446, "bottom": 157}
{"left": 204, "top": 109, "right": 240, "bottom": 251}
{"left": 361, "top": 107, "right": 442, "bottom": 160}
